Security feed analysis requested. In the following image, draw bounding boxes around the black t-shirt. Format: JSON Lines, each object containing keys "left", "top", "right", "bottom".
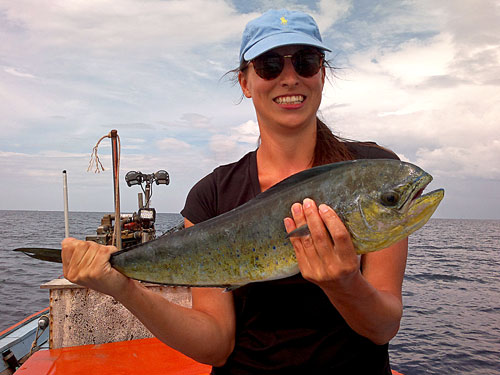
{"left": 181, "top": 142, "right": 399, "bottom": 375}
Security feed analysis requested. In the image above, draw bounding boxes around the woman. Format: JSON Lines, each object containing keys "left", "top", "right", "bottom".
{"left": 62, "top": 9, "right": 407, "bottom": 374}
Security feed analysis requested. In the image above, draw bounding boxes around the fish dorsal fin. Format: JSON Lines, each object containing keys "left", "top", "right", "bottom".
{"left": 159, "top": 218, "right": 185, "bottom": 237}
{"left": 254, "top": 161, "right": 351, "bottom": 200}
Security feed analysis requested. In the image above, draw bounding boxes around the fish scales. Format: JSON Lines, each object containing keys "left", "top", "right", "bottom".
{"left": 14, "top": 159, "right": 444, "bottom": 289}
{"left": 112, "top": 194, "right": 300, "bottom": 287}
{"left": 110, "top": 159, "right": 444, "bottom": 288}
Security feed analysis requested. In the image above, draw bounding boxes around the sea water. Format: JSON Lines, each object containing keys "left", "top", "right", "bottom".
{"left": 0, "top": 211, "right": 498, "bottom": 374}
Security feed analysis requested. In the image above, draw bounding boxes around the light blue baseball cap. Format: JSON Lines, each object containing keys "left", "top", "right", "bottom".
{"left": 239, "top": 9, "right": 331, "bottom": 64}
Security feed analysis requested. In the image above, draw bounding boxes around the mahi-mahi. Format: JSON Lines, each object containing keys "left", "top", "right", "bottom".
{"left": 15, "top": 159, "right": 444, "bottom": 289}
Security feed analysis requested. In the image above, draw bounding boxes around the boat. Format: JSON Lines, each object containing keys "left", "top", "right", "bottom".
{"left": 2, "top": 309, "right": 405, "bottom": 374}
{"left": 11, "top": 337, "right": 212, "bottom": 374}
{"left": 0, "top": 308, "right": 49, "bottom": 375}
{"left": 3, "top": 130, "right": 406, "bottom": 374}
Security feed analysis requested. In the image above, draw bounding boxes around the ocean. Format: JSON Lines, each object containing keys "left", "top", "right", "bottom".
{"left": 0, "top": 210, "right": 498, "bottom": 374}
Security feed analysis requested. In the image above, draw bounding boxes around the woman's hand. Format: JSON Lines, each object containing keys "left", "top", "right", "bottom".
{"left": 284, "top": 198, "right": 407, "bottom": 344}
{"left": 61, "top": 237, "right": 131, "bottom": 298}
{"left": 284, "top": 198, "right": 360, "bottom": 291}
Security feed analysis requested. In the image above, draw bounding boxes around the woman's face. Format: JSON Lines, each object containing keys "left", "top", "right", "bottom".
{"left": 239, "top": 45, "right": 326, "bottom": 133}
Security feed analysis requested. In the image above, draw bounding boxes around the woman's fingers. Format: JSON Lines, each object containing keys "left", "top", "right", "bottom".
{"left": 62, "top": 238, "right": 113, "bottom": 283}
{"left": 284, "top": 204, "right": 310, "bottom": 272}
{"left": 287, "top": 199, "right": 329, "bottom": 275}
{"left": 62, "top": 237, "right": 92, "bottom": 280}
{"left": 61, "top": 237, "right": 130, "bottom": 297}
{"left": 301, "top": 199, "right": 335, "bottom": 259}
{"left": 318, "top": 204, "right": 357, "bottom": 261}
{"left": 292, "top": 201, "right": 316, "bottom": 253}
{"left": 286, "top": 198, "right": 360, "bottom": 287}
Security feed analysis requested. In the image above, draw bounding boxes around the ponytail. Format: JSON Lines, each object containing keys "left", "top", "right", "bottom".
{"left": 313, "top": 118, "right": 353, "bottom": 166}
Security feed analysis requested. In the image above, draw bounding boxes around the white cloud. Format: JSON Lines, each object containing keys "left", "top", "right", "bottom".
{"left": 1, "top": 0, "right": 250, "bottom": 55}
{"left": 232, "top": 120, "right": 260, "bottom": 141}
{"left": 0, "top": 149, "right": 99, "bottom": 184}
{"left": 321, "top": 9, "right": 500, "bottom": 181}
{"left": 3, "top": 66, "right": 36, "bottom": 79}
{"left": 156, "top": 137, "right": 192, "bottom": 151}
{"left": 1, "top": 0, "right": 499, "bottom": 218}
{"left": 208, "top": 120, "right": 259, "bottom": 164}
{"left": 179, "top": 113, "right": 213, "bottom": 130}
{"left": 415, "top": 140, "right": 500, "bottom": 180}
{"left": 376, "top": 34, "right": 455, "bottom": 86}
{"left": 313, "top": 0, "right": 352, "bottom": 32}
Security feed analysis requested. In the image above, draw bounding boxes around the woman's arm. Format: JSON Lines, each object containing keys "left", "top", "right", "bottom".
{"left": 284, "top": 198, "right": 407, "bottom": 345}
{"left": 61, "top": 218, "right": 236, "bottom": 366}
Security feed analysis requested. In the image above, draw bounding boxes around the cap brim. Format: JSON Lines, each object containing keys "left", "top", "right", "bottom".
{"left": 243, "top": 32, "right": 331, "bottom": 62}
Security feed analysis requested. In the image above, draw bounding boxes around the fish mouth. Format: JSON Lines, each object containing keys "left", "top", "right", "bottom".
{"left": 401, "top": 173, "right": 433, "bottom": 212}
{"left": 404, "top": 173, "right": 444, "bottom": 229}
{"left": 408, "top": 188, "right": 445, "bottom": 214}
{"left": 412, "top": 188, "right": 424, "bottom": 201}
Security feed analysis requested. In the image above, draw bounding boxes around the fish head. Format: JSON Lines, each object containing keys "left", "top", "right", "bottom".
{"left": 343, "top": 160, "right": 444, "bottom": 253}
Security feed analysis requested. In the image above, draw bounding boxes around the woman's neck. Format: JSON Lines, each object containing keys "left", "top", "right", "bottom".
{"left": 256, "top": 122, "right": 317, "bottom": 191}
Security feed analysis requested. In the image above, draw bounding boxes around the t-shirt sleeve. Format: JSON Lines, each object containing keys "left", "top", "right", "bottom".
{"left": 180, "top": 172, "right": 218, "bottom": 224}
{"left": 180, "top": 151, "right": 259, "bottom": 225}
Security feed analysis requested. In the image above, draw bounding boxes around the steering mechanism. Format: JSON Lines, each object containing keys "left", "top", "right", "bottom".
{"left": 125, "top": 170, "right": 169, "bottom": 210}
{"left": 86, "top": 170, "right": 170, "bottom": 248}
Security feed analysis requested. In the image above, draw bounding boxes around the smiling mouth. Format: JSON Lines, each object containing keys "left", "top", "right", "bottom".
{"left": 274, "top": 95, "right": 305, "bottom": 105}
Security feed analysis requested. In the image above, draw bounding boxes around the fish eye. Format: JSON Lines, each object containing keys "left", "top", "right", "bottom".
{"left": 380, "top": 191, "right": 400, "bottom": 207}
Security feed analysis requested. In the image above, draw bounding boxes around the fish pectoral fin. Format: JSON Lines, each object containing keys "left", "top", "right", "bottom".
{"left": 285, "top": 224, "right": 311, "bottom": 239}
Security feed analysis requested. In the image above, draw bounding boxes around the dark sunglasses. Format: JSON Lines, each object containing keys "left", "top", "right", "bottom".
{"left": 250, "top": 48, "right": 325, "bottom": 80}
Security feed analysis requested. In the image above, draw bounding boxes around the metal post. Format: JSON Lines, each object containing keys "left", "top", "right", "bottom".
{"left": 110, "top": 130, "right": 122, "bottom": 250}
{"left": 62, "top": 170, "right": 70, "bottom": 238}
{"left": 145, "top": 184, "right": 151, "bottom": 208}
{"left": 138, "top": 192, "right": 144, "bottom": 209}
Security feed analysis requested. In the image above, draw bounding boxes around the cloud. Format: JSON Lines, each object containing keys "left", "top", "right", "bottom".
{"left": 415, "top": 140, "right": 500, "bottom": 180}
{"left": 179, "top": 113, "right": 213, "bottom": 130}
{"left": 0, "top": 149, "right": 98, "bottom": 183}
{"left": 3, "top": 66, "right": 36, "bottom": 79}
{"left": 208, "top": 120, "right": 259, "bottom": 164}
{"left": 156, "top": 137, "right": 192, "bottom": 151}
{"left": 0, "top": 0, "right": 254, "bottom": 145}
{"left": 321, "top": 2, "right": 500, "bottom": 182}
{"left": 0, "top": 0, "right": 499, "bottom": 218}
{"left": 1, "top": 0, "right": 250, "bottom": 55}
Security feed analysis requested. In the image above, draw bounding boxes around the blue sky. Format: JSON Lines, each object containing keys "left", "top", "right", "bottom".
{"left": 1, "top": 0, "right": 499, "bottom": 219}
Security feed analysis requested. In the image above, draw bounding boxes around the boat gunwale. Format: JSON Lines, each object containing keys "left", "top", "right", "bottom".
{"left": 0, "top": 307, "right": 49, "bottom": 339}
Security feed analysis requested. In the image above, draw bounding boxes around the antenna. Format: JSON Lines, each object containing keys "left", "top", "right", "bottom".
{"left": 62, "top": 170, "right": 70, "bottom": 238}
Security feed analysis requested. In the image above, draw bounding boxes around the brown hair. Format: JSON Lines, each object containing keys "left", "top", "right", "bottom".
{"left": 313, "top": 118, "right": 353, "bottom": 166}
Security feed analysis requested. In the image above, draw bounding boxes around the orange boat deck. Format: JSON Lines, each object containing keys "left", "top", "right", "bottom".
{"left": 16, "top": 337, "right": 211, "bottom": 375}
{"left": 16, "top": 336, "right": 404, "bottom": 375}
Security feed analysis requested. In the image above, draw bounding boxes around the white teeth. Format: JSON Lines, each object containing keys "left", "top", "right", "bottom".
{"left": 275, "top": 95, "right": 304, "bottom": 104}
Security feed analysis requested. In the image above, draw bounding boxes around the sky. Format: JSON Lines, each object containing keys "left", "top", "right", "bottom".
{"left": 1, "top": 0, "right": 499, "bottom": 219}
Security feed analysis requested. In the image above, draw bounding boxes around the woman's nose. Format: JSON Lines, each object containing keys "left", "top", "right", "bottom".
{"left": 279, "top": 57, "right": 299, "bottom": 86}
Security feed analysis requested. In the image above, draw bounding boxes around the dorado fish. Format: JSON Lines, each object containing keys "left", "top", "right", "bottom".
{"left": 15, "top": 159, "right": 444, "bottom": 289}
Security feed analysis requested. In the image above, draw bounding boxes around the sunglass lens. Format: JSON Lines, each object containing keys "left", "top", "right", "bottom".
{"left": 254, "top": 53, "right": 283, "bottom": 80}
{"left": 293, "top": 51, "right": 322, "bottom": 77}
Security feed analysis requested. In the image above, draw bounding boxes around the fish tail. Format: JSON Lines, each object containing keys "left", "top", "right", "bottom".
{"left": 13, "top": 248, "right": 63, "bottom": 263}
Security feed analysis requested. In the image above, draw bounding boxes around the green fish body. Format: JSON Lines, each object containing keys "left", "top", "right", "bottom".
{"left": 109, "top": 159, "right": 444, "bottom": 288}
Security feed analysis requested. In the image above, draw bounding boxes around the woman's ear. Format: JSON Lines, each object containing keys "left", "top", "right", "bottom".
{"left": 238, "top": 71, "right": 252, "bottom": 98}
